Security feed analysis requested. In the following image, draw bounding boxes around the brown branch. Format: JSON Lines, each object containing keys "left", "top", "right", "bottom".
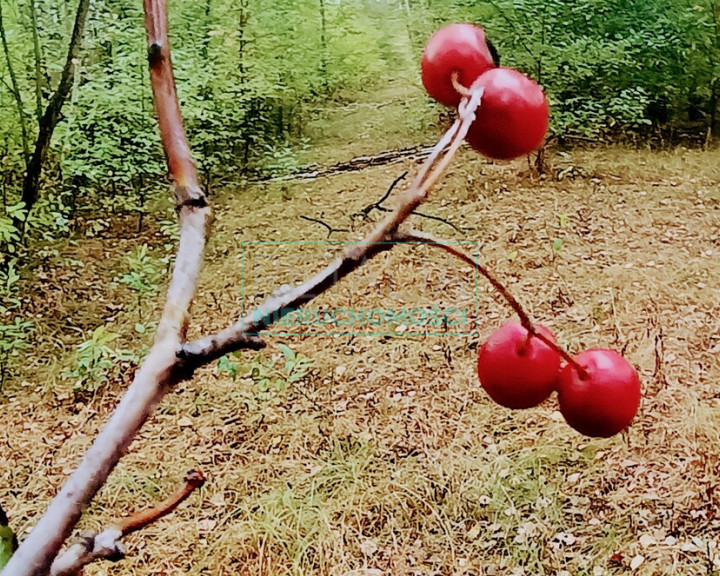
{"left": 252, "top": 145, "right": 434, "bottom": 182}
{"left": 49, "top": 471, "right": 205, "bottom": 576}
{"left": 3, "top": 27, "right": 482, "bottom": 575}
{"left": 144, "top": 0, "right": 211, "bottom": 342}
{"left": 180, "top": 89, "right": 485, "bottom": 366}
{"left": 179, "top": 241, "right": 395, "bottom": 366}
{"left": 145, "top": 3, "right": 201, "bottom": 203}
{"left": 1, "top": 2, "right": 213, "bottom": 574}
{"left": 116, "top": 470, "right": 205, "bottom": 536}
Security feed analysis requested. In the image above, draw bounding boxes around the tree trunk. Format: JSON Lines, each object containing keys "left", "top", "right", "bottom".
{"left": 201, "top": 0, "right": 212, "bottom": 59}
{"left": 403, "top": 0, "right": 415, "bottom": 50}
{"left": 18, "top": 0, "right": 90, "bottom": 223}
{"left": 709, "top": 0, "right": 720, "bottom": 136}
{"left": 709, "top": 78, "right": 719, "bottom": 138}
{"left": 319, "top": 0, "right": 328, "bottom": 89}
{"left": 237, "top": 0, "right": 248, "bottom": 81}
{"left": 28, "top": 0, "right": 45, "bottom": 121}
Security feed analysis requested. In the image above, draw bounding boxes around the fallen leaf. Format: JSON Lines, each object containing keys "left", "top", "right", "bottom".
{"left": 209, "top": 492, "right": 226, "bottom": 507}
{"left": 360, "top": 540, "right": 378, "bottom": 556}
{"left": 197, "top": 519, "right": 217, "bottom": 533}
{"left": 639, "top": 534, "right": 656, "bottom": 548}
{"left": 466, "top": 523, "right": 482, "bottom": 540}
{"left": 630, "top": 555, "right": 645, "bottom": 570}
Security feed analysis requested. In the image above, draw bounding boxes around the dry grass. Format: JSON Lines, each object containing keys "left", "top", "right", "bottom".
{"left": 2, "top": 96, "right": 720, "bottom": 576}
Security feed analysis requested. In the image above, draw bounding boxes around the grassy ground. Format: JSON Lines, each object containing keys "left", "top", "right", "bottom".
{"left": 2, "top": 91, "right": 720, "bottom": 575}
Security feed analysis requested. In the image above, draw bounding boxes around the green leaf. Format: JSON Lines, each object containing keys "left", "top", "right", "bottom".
{"left": 0, "top": 508, "right": 17, "bottom": 570}
{"left": 278, "top": 344, "right": 295, "bottom": 363}
{"left": 0, "top": 527, "right": 14, "bottom": 569}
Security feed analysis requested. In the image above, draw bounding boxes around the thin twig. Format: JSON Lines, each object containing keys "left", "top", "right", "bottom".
{"left": 412, "top": 210, "right": 463, "bottom": 232}
{"left": 356, "top": 171, "right": 408, "bottom": 216}
{"left": 451, "top": 71, "right": 471, "bottom": 98}
{"left": 49, "top": 471, "right": 205, "bottom": 576}
{"left": 116, "top": 469, "right": 205, "bottom": 535}
{"left": 356, "top": 171, "right": 465, "bottom": 232}
{"left": 299, "top": 215, "right": 349, "bottom": 238}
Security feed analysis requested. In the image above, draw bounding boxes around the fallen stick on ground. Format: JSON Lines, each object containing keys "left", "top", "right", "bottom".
{"left": 252, "top": 144, "right": 435, "bottom": 182}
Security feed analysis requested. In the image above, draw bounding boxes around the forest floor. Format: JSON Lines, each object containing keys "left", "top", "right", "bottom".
{"left": 2, "top": 87, "right": 720, "bottom": 576}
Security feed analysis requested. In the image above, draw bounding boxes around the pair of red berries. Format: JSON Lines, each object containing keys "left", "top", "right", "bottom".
{"left": 477, "top": 322, "right": 641, "bottom": 438}
{"left": 421, "top": 23, "right": 549, "bottom": 160}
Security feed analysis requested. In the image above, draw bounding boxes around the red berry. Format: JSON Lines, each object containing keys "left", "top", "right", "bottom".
{"left": 557, "top": 349, "right": 641, "bottom": 438}
{"left": 465, "top": 67, "right": 549, "bottom": 160}
{"left": 421, "top": 23, "right": 497, "bottom": 108}
{"left": 477, "top": 322, "right": 561, "bottom": 409}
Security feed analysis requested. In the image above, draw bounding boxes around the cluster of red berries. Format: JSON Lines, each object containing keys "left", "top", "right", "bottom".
{"left": 421, "top": 23, "right": 549, "bottom": 160}
{"left": 420, "top": 24, "right": 641, "bottom": 438}
{"left": 477, "top": 322, "right": 641, "bottom": 438}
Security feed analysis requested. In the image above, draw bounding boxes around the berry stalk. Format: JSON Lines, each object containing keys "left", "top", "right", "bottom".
{"left": 393, "top": 230, "right": 590, "bottom": 379}
{"left": 451, "top": 70, "right": 471, "bottom": 98}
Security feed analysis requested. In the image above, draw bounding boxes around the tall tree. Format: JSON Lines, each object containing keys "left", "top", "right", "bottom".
{"left": 318, "top": 0, "right": 328, "bottom": 87}
{"left": 27, "top": 0, "right": 44, "bottom": 121}
{"left": 18, "top": 0, "right": 90, "bottom": 223}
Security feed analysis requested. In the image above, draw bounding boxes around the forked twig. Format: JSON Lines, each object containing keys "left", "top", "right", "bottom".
{"left": 355, "top": 171, "right": 464, "bottom": 232}
{"left": 49, "top": 471, "right": 205, "bottom": 576}
{"left": 299, "top": 214, "right": 350, "bottom": 238}
{"left": 179, "top": 89, "right": 485, "bottom": 366}
{"left": 355, "top": 171, "right": 408, "bottom": 216}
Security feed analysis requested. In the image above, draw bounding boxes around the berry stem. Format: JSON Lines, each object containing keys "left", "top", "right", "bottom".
{"left": 392, "top": 230, "right": 591, "bottom": 380}
{"left": 451, "top": 70, "right": 471, "bottom": 98}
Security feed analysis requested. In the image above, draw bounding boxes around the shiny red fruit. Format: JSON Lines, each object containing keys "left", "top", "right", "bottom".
{"left": 477, "top": 322, "right": 561, "bottom": 409}
{"left": 557, "top": 349, "right": 641, "bottom": 438}
{"left": 465, "top": 67, "right": 549, "bottom": 160}
{"left": 421, "top": 23, "right": 497, "bottom": 108}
